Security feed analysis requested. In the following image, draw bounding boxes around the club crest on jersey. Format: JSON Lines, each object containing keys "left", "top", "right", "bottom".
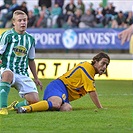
{"left": 13, "top": 45, "right": 27, "bottom": 57}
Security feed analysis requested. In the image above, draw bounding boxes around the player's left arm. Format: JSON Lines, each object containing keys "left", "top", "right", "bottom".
{"left": 28, "top": 45, "right": 43, "bottom": 90}
{"left": 28, "top": 59, "right": 38, "bottom": 80}
{"left": 29, "top": 59, "right": 43, "bottom": 90}
{"left": 79, "top": 62, "right": 103, "bottom": 108}
{"left": 89, "top": 91, "right": 103, "bottom": 108}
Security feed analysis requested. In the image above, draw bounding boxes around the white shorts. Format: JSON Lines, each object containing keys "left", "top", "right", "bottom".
{"left": 0, "top": 68, "right": 38, "bottom": 98}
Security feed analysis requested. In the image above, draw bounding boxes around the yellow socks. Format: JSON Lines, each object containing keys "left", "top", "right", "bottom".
{"left": 24, "top": 100, "right": 52, "bottom": 112}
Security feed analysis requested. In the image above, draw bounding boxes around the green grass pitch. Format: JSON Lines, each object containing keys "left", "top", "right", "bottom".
{"left": 0, "top": 79, "right": 132, "bottom": 133}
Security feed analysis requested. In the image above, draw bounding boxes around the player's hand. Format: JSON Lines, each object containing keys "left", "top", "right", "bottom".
{"left": 34, "top": 79, "right": 43, "bottom": 90}
{"left": 94, "top": 108, "right": 108, "bottom": 112}
{"left": 118, "top": 24, "right": 133, "bottom": 45}
{"left": 118, "top": 31, "right": 131, "bottom": 45}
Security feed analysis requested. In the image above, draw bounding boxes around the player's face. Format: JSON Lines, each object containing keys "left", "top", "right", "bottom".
{"left": 93, "top": 58, "right": 109, "bottom": 75}
{"left": 13, "top": 14, "right": 27, "bottom": 34}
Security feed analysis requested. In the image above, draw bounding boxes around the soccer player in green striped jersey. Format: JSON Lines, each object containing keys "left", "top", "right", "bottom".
{"left": 0, "top": 10, "right": 43, "bottom": 115}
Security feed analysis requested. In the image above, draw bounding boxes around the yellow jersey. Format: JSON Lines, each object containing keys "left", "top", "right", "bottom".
{"left": 59, "top": 61, "right": 96, "bottom": 101}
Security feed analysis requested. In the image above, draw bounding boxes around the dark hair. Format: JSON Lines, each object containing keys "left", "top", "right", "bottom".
{"left": 91, "top": 52, "right": 110, "bottom": 65}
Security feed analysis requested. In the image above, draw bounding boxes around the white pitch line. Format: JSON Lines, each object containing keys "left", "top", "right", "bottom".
{"left": 98, "top": 93, "right": 133, "bottom": 96}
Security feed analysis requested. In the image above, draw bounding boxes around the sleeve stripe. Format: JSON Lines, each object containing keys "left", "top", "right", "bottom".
{"left": 66, "top": 66, "right": 94, "bottom": 80}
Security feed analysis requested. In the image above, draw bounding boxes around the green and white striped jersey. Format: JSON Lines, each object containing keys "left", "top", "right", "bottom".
{"left": 0, "top": 28, "right": 35, "bottom": 76}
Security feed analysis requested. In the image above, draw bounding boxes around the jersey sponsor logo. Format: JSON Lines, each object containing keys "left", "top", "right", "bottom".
{"left": 13, "top": 46, "right": 27, "bottom": 57}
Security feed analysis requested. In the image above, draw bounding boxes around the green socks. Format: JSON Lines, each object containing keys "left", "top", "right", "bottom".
{"left": 0, "top": 82, "right": 10, "bottom": 108}
{"left": 15, "top": 100, "right": 28, "bottom": 108}
{"left": 0, "top": 82, "right": 29, "bottom": 109}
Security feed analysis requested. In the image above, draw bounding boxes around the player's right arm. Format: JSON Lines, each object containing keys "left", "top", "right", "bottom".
{"left": 0, "top": 31, "right": 9, "bottom": 66}
{"left": 0, "top": 54, "right": 2, "bottom": 64}
{"left": 0, "top": 31, "right": 8, "bottom": 55}
{"left": 0, "top": 55, "right": 2, "bottom": 64}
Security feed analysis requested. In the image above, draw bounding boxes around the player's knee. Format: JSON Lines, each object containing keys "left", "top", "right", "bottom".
{"left": 30, "top": 98, "right": 39, "bottom": 104}
{"left": 60, "top": 103, "right": 72, "bottom": 111}
{"left": 28, "top": 98, "right": 39, "bottom": 105}
{"left": 24, "top": 93, "right": 39, "bottom": 104}
{"left": 2, "top": 70, "right": 13, "bottom": 83}
{"left": 48, "top": 96, "right": 62, "bottom": 109}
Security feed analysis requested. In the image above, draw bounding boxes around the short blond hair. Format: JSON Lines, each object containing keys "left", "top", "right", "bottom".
{"left": 12, "top": 10, "right": 27, "bottom": 20}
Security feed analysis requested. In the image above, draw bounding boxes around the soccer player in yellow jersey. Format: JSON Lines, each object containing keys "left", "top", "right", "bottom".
{"left": 17, "top": 52, "right": 110, "bottom": 113}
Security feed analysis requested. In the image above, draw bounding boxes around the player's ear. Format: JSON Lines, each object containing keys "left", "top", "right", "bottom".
{"left": 93, "top": 60, "right": 97, "bottom": 65}
{"left": 12, "top": 19, "right": 15, "bottom": 26}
